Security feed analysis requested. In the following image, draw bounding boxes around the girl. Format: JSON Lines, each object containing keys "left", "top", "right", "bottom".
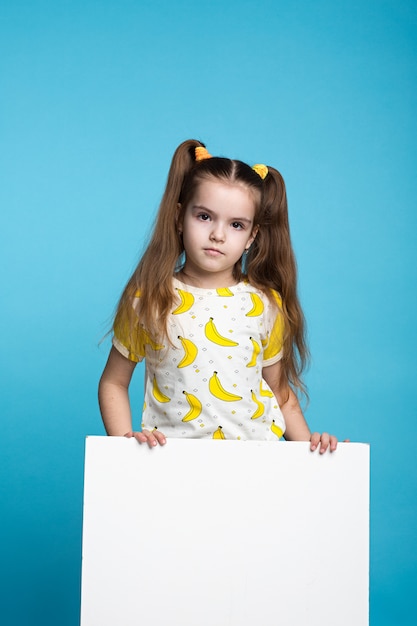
{"left": 99, "top": 139, "right": 338, "bottom": 453}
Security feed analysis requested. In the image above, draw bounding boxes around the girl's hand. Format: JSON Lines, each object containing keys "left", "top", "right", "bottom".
{"left": 125, "top": 429, "right": 167, "bottom": 448}
{"left": 310, "top": 432, "right": 338, "bottom": 453}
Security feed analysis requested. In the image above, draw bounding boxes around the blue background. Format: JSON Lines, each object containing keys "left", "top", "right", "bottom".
{"left": 1, "top": 1, "right": 416, "bottom": 624}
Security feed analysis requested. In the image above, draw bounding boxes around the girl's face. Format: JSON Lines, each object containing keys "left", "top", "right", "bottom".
{"left": 178, "top": 179, "right": 258, "bottom": 287}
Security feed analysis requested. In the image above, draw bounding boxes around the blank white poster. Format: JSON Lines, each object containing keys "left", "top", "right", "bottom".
{"left": 80, "top": 437, "right": 369, "bottom": 626}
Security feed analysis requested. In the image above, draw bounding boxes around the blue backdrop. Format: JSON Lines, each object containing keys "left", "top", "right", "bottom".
{"left": 1, "top": 1, "right": 416, "bottom": 624}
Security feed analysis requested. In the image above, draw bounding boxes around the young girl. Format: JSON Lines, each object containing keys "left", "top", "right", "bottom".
{"left": 99, "top": 139, "right": 338, "bottom": 453}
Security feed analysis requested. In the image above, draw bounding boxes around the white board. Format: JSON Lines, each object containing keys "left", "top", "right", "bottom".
{"left": 80, "top": 437, "right": 369, "bottom": 626}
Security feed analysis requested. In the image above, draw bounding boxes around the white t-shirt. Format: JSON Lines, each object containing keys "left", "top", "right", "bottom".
{"left": 113, "top": 277, "right": 286, "bottom": 440}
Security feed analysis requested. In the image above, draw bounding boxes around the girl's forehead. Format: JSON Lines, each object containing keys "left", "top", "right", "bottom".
{"left": 192, "top": 179, "right": 258, "bottom": 209}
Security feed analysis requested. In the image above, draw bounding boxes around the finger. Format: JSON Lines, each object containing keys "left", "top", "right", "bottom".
{"left": 132, "top": 431, "right": 150, "bottom": 444}
{"left": 124, "top": 431, "right": 134, "bottom": 438}
{"left": 310, "top": 432, "right": 321, "bottom": 451}
{"left": 140, "top": 429, "right": 158, "bottom": 447}
{"left": 153, "top": 429, "right": 167, "bottom": 446}
{"left": 329, "top": 435, "right": 338, "bottom": 452}
{"left": 146, "top": 433, "right": 158, "bottom": 448}
{"left": 137, "top": 429, "right": 165, "bottom": 448}
{"left": 319, "top": 432, "right": 330, "bottom": 454}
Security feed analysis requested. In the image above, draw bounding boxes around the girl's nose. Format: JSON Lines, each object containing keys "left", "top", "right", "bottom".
{"left": 210, "top": 224, "right": 225, "bottom": 242}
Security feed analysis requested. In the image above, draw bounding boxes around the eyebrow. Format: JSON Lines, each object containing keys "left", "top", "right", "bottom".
{"left": 192, "top": 205, "right": 253, "bottom": 224}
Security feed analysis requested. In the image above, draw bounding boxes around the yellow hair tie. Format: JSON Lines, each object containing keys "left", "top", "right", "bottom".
{"left": 195, "top": 146, "right": 212, "bottom": 161}
{"left": 252, "top": 164, "right": 268, "bottom": 180}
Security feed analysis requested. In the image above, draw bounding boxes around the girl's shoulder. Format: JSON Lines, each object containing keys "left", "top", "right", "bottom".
{"left": 233, "top": 281, "right": 283, "bottom": 321}
{"left": 242, "top": 280, "right": 283, "bottom": 309}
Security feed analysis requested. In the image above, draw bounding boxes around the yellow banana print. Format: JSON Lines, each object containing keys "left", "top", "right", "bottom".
{"left": 259, "top": 380, "right": 274, "bottom": 398}
{"left": 246, "top": 336, "right": 261, "bottom": 367}
{"left": 172, "top": 289, "right": 194, "bottom": 314}
{"left": 209, "top": 371, "right": 242, "bottom": 402}
{"left": 216, "top": 287, "right": 234, "bottom": 297}
{"left": 152, "top": 374, "right": 171, "bottom": 403}
{"left": 205, "top": 317, "right": 239, "bottom": 347}
{"left": 250, "top": 389, "right": 265, "bottom": 419}
{"left": 246, "top": 292, "right": 264, "bottom": 317}
{"left": 182, "top": 390, "right": 202, "bottom": 421}
{"left": 213, "top": 425, "right": 226, "bottom": 439}
{"left": 177, "top": 335, "right": 198, "bottom": 368}
{"left": 271, "top": 419, "right": 284, "bottom": 438}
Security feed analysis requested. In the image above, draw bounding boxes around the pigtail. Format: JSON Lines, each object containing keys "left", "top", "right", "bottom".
{"left": 247, "top": 167, "right": 309, "bottom": 397}
{"left": 114, "top": 139, "right": 205, "bottom": 343}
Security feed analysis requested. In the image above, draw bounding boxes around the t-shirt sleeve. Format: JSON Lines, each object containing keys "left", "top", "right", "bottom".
{"left": 262, "top": 290, "right": 284, "bottom": 367}
{"left": 112, "top": 293, "right": 146, "bottom": 363}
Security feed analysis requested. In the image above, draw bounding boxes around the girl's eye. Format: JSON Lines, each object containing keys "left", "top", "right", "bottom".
{"left": 232, "top": 221, "right": 244, "bottom": 229}
{"left": 198, "top": 213, "right": 210, "bottom": 221}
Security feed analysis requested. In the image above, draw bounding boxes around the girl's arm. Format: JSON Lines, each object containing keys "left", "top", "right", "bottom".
{"left": 262, "top": 361, "right": 338, "bottom": 453}
{"left": 98, "top": 347, "right": 166, "bottom": 447}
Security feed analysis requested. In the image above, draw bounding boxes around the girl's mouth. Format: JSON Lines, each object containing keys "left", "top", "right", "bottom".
{"left": 204, "top": 248, "right": 223, "bottom": 256}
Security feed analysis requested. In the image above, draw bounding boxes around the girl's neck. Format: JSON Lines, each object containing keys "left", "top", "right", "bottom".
{"left": 175, "top": 269, "right": 239, "bottom": 290}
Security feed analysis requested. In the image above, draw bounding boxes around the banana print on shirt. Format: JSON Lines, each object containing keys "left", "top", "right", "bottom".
{"left": 112, "top": 277, "right": 286, "bottom": 441}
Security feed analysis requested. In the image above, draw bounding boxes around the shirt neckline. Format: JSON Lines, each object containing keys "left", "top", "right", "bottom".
{"left": 173, "top": 276, "right": 248, "bottom": 296}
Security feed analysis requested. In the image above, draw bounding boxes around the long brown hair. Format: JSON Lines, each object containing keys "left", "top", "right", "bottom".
{"left": 114, "top": 139, "right": 309, "bottom": 396}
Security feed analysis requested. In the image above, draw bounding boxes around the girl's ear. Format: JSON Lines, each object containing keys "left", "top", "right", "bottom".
{"left": 246, "top": 225, "right": 259, "bottom": 250}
